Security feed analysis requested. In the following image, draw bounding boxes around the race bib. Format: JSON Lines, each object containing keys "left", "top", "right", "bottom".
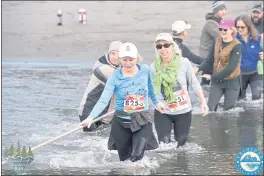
{"left": 124, "top": 95, "right": 145, "bottom": 113}
{"left": 168, "top": 86, "right": 188, "bottom": 112}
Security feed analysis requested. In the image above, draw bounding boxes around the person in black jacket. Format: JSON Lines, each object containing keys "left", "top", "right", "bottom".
{"left": 172, "top": 20, "right": 205, "bottom": 65}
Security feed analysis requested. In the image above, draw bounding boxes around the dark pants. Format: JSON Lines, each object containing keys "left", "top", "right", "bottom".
{"left": 238, "top": 72, "right": 262, "bottom": 100}
{"left": 154, "top": 110, "right": 192, "bottom": 148}
{"left": 79, "top": 115, "right": 104, "bottom": 132}
{"left": 109, "top": 116, "right": 153, "bottom": 162}
{"left": 208, "top": 85, "right": 240, "bottom": 111}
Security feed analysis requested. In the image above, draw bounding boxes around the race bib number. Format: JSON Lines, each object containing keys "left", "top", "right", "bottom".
{"left": 168, "top": 87, "right": 188, "bottom": 112}
{"left": 124, "top": 95, "right": 145, "bottom": 112}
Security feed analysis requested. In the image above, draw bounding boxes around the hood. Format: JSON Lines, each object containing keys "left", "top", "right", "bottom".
{"left": 98, "top": 54, "right": 118, "bottom": 69}
{"left": 205, "top": 13, "right": 222, "bottom": 23}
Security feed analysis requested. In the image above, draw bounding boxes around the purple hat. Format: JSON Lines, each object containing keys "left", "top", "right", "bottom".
{"left": 218, "top": 19, "right": 235, "bottom": 30}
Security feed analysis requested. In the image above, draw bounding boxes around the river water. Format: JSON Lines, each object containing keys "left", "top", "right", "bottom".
{"left": 1, "top": 1, "right": 263, "bottom": 175}
{"left": 1, "top": 61, "right": 263, "bottom": 175}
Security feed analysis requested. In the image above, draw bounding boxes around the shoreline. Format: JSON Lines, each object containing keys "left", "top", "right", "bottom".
{"left": 2, "top": 1, "right": 256, "bottom": 62}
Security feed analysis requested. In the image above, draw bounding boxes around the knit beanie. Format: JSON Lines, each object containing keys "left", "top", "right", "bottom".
{"left": 108, "top": 41, "right": 123, "bottom": 53}
{"left": 212, "top": 1, "right": 226, "bottom": 14}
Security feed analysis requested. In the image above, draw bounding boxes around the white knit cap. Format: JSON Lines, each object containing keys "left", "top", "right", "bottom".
{"left": 108, "top": 41, "right": 123, "bottom": 53}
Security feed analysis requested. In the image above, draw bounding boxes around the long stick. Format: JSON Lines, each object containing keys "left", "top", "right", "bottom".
{"left": 31, "top": 110, "right": 115, "bottom": 151}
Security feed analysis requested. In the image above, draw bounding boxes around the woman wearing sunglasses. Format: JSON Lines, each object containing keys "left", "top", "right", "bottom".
{"left": 194, "top": 19, "right": 242, "bottom": 112}
{"left": 150, "top": 33, "right": 208, "bottom": 148}
{"left": 235, "top": 15, "right": 263, "bottom": 101}
{"left": 80, "top": 42, "right": 165, "bottom": 162}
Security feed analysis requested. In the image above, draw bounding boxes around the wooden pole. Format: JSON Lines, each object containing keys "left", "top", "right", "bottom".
{"left": 31, "top": 111, "right": 115, "bottom": 151}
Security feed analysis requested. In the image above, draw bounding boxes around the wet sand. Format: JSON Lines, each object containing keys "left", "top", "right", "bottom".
{"left": 2, "top": 1, "right": 256, "bottom": 63}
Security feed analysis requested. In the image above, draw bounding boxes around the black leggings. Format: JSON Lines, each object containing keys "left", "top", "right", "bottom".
{"left": 154, "top": 110, "right": 192, "bottom": 148}
{"left": 238, "top": 72, "right": 262, "bottom": 100}
{"left": 109, "top": 116, "right": 153, "bottom": 161}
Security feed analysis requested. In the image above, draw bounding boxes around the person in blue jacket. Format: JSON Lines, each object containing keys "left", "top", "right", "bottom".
{"left": 235, "top": 15, "right": 263, "bottom": 100}
{"left": 80, "top": 42, "right": 165, "bottom": 162}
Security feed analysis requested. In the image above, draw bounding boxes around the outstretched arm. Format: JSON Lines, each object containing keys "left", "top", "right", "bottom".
{"left": 181, "top": 44, "right": 205, "bottom": 65}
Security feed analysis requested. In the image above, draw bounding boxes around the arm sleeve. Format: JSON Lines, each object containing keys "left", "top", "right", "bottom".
{"left": 89, "top": 73, "right": 116, "bottom": 119}
{"left": 186, "top": 59, "right": 203, "bottom": 93}
{"left": 93, "top": 65, "right": 115, "bottom": 84}
{"left": 198, "top": 41, "right": 215, "bottom": 74}
{"left": 182, "top": 44, "right": 205, "bottom": 65}
{"left": 211, "top": 44, "right": 242, "bottom": 81}
{"left": 148, "top": 71, "right": 159, "bottom": 105}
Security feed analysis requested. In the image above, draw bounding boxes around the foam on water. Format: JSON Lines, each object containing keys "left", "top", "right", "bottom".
{"left": 46, "top": 132, "right": 204, "bottom": 175}
{"left": 208, "top": 107, "right": 245, "bottom": 118}
{"left": 237, "top": 98, "right": 263, "bottom": 109}
{"left": 49, "top": 150, "right": 159, "bottom": 175}
{"left": 154, "top": 142, "right": 205, "bottom": 153}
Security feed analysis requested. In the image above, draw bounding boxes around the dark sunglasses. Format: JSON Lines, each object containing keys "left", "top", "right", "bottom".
{"left": 219, "top": 28, "right": 228, "bottom": 32}
{"left": 156, "top": 43, "right": 171, "bottom": 49}
{"left": 236, "top": 26, "right": 246, "bottom": 29}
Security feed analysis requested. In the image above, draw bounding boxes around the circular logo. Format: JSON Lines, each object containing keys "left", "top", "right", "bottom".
{"left": 236, "top": 147, "right": 263, "bottom": 175}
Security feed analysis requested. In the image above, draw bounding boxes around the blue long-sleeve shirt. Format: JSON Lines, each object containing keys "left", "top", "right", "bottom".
{"left": 89, "top": 63, "right": 159, "bottom": 119}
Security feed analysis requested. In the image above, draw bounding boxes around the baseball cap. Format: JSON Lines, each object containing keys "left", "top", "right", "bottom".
{"left": 218, "top": 19, "right": 235, "bottom": 29}
{"left": 252, "top": 4, "right": 263, "bottom": 13}
{"left": 172, "top": 21, "right": 191, "bottom": 35}
{"left": 155, "top": 33, "right": 173, "bottom": 43}
{"left": 118, "top": 42, "right": 138, "bottom": 58}
{"left": 108, "top": 41, "right": 123, "bottom": 53}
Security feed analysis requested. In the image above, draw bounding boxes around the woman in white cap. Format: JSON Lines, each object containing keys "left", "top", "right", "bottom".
{"left": 150, "top": 33, "right": 208, "bottom": 148}
{"left": 80, "top": 42, "right": 165, "bottom": 162}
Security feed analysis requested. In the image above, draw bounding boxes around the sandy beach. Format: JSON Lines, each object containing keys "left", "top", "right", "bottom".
{"left": 2, "top": 1, "right": 257, "bottom": 63}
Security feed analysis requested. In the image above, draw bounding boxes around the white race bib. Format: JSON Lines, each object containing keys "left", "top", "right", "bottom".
{"left": 124, "top": 95, "right": 145, "bottom": 113}
{"left": 168, "top": 85, "right": 188, "bottom": 112}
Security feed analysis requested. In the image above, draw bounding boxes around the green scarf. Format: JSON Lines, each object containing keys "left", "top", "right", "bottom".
{"left": 153, "top": 54, "right": 181, "bottom": 103}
